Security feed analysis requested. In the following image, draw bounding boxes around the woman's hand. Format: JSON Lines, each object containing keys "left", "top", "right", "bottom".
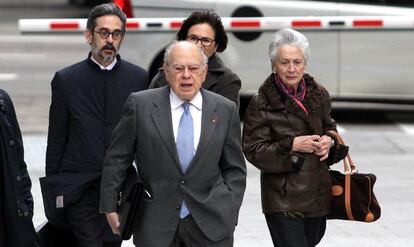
{"left": 292, "top": 135, "right": 332, "bottom": 161}
{"left": 292, "top": 135, "right": 321, "bottom": 153}
{"left": 314, "top": 135, "right": 332, "bottom": 161}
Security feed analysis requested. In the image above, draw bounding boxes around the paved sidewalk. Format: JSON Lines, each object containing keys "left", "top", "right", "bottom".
{"left": 23, "top": 134, "right": 414, "bottom": 247}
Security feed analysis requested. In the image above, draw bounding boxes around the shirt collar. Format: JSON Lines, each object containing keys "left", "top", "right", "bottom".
{"left": 170, "top": 89, "right": 203, "bottom": 111}
{"left": 90, "top": 56, "right": 118, "bottom": 71}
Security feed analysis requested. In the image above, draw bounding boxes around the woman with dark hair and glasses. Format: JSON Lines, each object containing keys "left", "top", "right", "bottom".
{"left": 149, "top": 11, "right": 241, "bottom": 107}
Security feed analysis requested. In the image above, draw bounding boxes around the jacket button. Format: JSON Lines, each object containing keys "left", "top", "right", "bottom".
{"left": 24, "top": 212, "right": 29, "bottom": 217}
{"left": 181, "top": 180, "right": 185, "bottom": 185}
{"left": 176, "top": 205, "right": 181, "bottom": 210}
{"left": 9, "top": 140, "right": 15, "bottom": 146}
{"left": 16, "top": 176, "right": 21, "bottom": 182}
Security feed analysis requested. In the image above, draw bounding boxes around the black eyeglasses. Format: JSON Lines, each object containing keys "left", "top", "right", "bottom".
{"left": 186, "top": 34, "right": 215, "bottom": 47}
{"left": 94, "top": 29, "right": 124, "bottom": 40}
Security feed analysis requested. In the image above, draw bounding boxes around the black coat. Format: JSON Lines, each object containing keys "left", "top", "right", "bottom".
{"left": 0, "top": 89, "right": 37, "bottom": 247}
{"left": 44, "top": 54, "right": 149, "bottom": 224}
{"left": 149, "top": 54, "right": 241, "bottom": 107}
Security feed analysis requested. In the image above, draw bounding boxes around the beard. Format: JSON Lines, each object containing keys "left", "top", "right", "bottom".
{"left": 91, "top": 42, "right": 120, "bottom": 65}
{"left": 101, "top": 43, "right": 117, "bottom": 62}
{"left": 102, "top": 53, "right": 115, "bottom": 63}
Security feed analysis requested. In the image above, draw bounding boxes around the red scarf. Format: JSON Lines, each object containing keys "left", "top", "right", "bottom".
{"left": 274, "top": 74, "right": 308, "bottom": 116}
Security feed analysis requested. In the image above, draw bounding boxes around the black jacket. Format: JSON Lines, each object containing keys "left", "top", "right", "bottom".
{"left": 0, "top": 89, "right": 37, "bottom": 247}
{"left": 45, "top": 54, "right": 149, "bottom": 220}
{"left": 149, "top": 54, "right": 241, "bottom": 107}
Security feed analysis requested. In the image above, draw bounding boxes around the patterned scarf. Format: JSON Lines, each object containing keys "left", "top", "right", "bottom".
{"left": 274, "top": 73, "right": 308, "bottom": 116}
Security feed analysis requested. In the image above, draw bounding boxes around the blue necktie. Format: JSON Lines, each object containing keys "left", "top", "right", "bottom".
{"left": 176, "top": 102, "right": 194, "bottom": 218}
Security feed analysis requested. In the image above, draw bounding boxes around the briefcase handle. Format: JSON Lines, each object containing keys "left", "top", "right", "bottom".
{"left": 327, "top": 130, "right": 358, "bottom": 174}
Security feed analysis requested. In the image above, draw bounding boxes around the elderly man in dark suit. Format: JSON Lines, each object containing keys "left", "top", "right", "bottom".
{"left": 44, "top": 3, "right": 148, "bottom": 247}
{"left": 100, "top": 41, "right": 246, "bottom": 247}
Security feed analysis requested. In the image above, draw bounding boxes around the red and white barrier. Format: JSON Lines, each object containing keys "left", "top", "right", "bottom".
{"left": 18, "top": 16, "right": 414, "bottom": 33}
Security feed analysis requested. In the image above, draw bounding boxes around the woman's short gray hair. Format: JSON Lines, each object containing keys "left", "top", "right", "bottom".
{"left": 268, "top": 28, "right": 310, "bottom": 63}
{"left": 163, "top": 41, "right": 208, "bottom": 66}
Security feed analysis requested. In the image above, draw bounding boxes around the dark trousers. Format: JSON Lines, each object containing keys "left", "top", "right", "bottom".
{"left": 169, "top": 215, "right": 234, "bottom": 247}
{"left": 65, "top": 181, "right": 121, "bottom": 247}
{"left": 265, "top": 213, "right": 326, "bottom": 247}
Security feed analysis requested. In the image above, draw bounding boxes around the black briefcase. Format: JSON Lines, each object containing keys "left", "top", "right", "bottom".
{"left": 118, "top": 166, "right": 148, "bottom": 240}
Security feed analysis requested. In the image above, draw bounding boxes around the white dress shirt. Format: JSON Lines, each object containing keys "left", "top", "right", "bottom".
{"left": 170, "top": 89, "right": 202, "bottom": 153}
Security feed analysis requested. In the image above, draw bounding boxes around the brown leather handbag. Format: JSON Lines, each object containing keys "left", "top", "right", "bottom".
{"left": 327, "top": 132, "right": 381, "bottom": 222}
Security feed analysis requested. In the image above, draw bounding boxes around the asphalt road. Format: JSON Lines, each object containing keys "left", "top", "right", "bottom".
{"left": 2, "top": 2, "right": 414, "bottom": 247}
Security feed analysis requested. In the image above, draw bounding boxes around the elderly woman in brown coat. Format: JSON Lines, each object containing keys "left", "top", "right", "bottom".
{"left": 242, "top": 28, "right": 347, "bottom": 247}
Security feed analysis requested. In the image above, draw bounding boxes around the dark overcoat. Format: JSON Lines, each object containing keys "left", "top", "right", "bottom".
{"left": 0, "top": 89, "right": 37, "bottom": 247}
{"left": 44, "top": 54, "right": 149, "bottom": 226}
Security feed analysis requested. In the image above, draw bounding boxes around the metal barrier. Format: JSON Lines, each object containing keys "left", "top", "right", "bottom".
{"left": 18, "top": 16, "right": 414, "bottom": 33}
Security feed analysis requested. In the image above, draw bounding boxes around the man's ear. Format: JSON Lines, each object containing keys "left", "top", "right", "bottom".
{"left": 85, "top": 30, "right": 93, "bottom": 44}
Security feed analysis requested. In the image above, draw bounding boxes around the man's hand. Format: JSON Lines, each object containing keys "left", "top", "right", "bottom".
{"left": 105, "top": 212, "right": 121, "bottom": 235}
{"left": 314, "top": 135, "right": 332, "bottom": 161}
{"left": 292, "top": 135, "right": 321, "bottom": 153}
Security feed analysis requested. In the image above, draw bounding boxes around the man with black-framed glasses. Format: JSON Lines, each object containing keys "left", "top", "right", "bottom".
{"left": 42, "top": 3, "right": 148, "bottom": 247}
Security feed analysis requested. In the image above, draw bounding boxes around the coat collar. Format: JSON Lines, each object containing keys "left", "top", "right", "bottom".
{"left": 207, "top": 54, "right": 226, "bottom": 73}
{"left": 151, "top": 86, "right": 180, "bottom": 171}
{"left": 202, "top": 54, "right": 227, "bottom": 90}
{"left": 258, "top": 73, "right": 325, "bottom": 126}
{"left": 190, "top": 89, "right": 218, "bottom": 171}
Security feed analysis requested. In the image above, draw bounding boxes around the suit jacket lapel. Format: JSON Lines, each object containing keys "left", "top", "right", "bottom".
{"left": 188, "top": 89, "right": 218, "bottom": 171}
{"left": 151, "top": 86, "right": 182, "bottom": 171}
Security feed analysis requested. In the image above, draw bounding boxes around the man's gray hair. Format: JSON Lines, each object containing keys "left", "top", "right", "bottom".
{"left": 86, "top": 3, "right": 127, "bottom": 33}
{"left": 268, "top": 28, "right": 310, "bottom": 63}
{"left": 163, "top": 41, "right": 208, "bottom": 66}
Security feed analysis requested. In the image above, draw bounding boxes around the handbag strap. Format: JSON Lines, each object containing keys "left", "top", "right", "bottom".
{"left": 327, "top": 130, "right": 358, "bottom": 173}
{"left": 344, "top": 174, "right": 355, "bottom": 220}
{"left": 327, "top": 130, "right": 357, "bottom": 220}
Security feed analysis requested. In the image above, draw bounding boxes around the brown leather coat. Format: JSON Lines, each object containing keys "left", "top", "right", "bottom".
{"left": 242, "top": 73, "right": 339, "bottom": 217}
